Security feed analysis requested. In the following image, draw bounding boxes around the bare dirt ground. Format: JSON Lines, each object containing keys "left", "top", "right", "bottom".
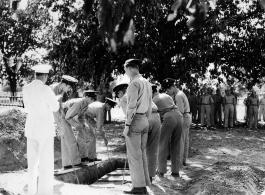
{"left": 1, "top": 106, "right": 265, "bottom": 195}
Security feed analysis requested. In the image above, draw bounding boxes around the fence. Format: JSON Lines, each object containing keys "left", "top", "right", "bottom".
{"left": 0, "top": 96, "right": 24, "bottom": 109}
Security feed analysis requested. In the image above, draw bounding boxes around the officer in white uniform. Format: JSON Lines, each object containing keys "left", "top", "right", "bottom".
{"left": 23, "top": 64, "right": 60, "bottom": 195}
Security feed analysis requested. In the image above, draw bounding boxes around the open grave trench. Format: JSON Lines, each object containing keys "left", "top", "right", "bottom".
{"left": 55, "top": 158, "right": 131, "bottom": 187}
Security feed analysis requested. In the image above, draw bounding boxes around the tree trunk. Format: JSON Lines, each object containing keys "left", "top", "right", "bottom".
{"left": 5, "top": 61, "right": 17, "bottom": 96}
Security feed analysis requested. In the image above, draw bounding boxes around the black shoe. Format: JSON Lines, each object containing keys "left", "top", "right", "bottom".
{"left": 171, "top": 172, "right": 180, "bottom": 177}
{"left": 63, "top": 165, "right": 73, "bottom": 170}
{"left": 183, "top": 162, "right": 187, "bottom": 166}
{"left": 74, "top": 163, "right": 86, "bottom": 167}
{"left": 93, "top": 158, "right": 102, "bottom": 161}
{"left": 156, "top": 171, "right": 164, "bottom": 177}
{"left": 81, "top": 157, "right": 89, "bottom": 162}
{"left": 123, "top": 187, "right": 147, "bottom": 194}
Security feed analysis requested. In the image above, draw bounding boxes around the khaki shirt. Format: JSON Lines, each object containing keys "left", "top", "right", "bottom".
{"left": 86, "top": 101, "right": 106, "bottom": 133}
{"left": 223, "top": 95, "right": 235, "bottom": 105}
{"left": 120, "top": 94, "right": 157, "bottom": 115}
{"left": 153, "top": 93, "right": 175, "bottom": 112}
{"left": 173, "top": 90, "right": 190, "bottom": 114}
{"left": 64, "top": 98, "right": 90, "bottom": 127}
{"left": 126, "top": 74, "right": 152, "bottom": 125}
{"left": 200, "top": 95, "right": 213, "bottom": 104}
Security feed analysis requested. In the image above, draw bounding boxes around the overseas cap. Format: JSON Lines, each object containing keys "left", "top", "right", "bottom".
{"left": 105, "top": 98, "right": 117, "bottom": 108}
{"left": 31, "top": 64, "right": 52, "bottom": 73}
{"left": 162, "top": 78, "right": 176, "bottom": 89}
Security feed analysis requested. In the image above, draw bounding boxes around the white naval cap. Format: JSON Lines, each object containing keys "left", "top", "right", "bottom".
{"left": 62, "top": 75, "right": 78, "bottom": 83}
{"left": 31, "top": 64, "right": 52, "bottom": 73}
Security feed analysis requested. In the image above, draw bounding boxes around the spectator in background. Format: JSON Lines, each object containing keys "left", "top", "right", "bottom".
{"left": 200, "top": 87, "right": 213, "bottom": 129}
{"left": 248, "top": 90, "right": 259, "bottom": 130}
{"left": 189, "top": 89, "right": 197, "bottom": 123}
{"left": 231, "top": 87, "right": 238, "bottom": 125}
{"left": 208, "top": 87, "right": 215, "bottom": 126}
{"left": 96, "top": 86, "right": 105, "bottom": 103}
{"left": 214, "top": 88, "right": 223, "bottom": 127}
{"left": 244, "top": 92, "right": 251, "bottom": 126}
{"left": 223, "top": 88, "right": 236, "bottom": 130}
{"left": 258, "top": 93, "right": 265, "bottom": 122}
{"left": 196, "top": 89, "right": 202, "bottom": 124}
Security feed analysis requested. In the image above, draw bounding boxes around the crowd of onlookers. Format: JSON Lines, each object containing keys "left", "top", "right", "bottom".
{"left": 183, "top": 87, "right": 263, "bottom": 130}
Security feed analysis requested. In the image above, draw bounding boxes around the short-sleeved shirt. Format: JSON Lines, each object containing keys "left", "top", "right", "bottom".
{"left": 153, "top": 92, "right": 175, "bottom": 112}
{"left": 173, "top": 90, "right": 190, "bottom": 114}
{"left": 64, "top": 98, "right": 90, "bottom": 127}
{"left": 224, "top": 95, "right": 235, "bottom": 105}
{"left": 86, "top": 101, "right": 106, "bottom": 131}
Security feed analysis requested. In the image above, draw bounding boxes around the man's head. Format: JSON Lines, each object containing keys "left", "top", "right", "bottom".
{"left": 113, "top": 83, "right": 128, "bottom": 99}
{"left": 83, "top": 90, "right": 97, "bottom": 104}
{"left": 32, "top": 64, "right": 53, "bottom": 84}
{"left": 61, "top": 75, "right": 78, "bottom": 93}
{"left": 216, "top": 88, "right": 221, "bottom": 95}
{"left": 162, "top": 78, "right": 177, "bottom": 96}
{"left": 207, "top": 87, "right": 212, "bottom": 95}
{"left": 124, "top": 59, "right": 141, "bottom": 79}
{"left": 251, "top": 90, "right": 256, "bottom": 97}
{"left": 105, "top": 98, "right": 117, "bottom": 111}
{"left": 226, "top": 88, "right": 231, "bottom": 96}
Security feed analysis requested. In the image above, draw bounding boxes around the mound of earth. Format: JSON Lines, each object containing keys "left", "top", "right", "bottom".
{"left": 0, "top": 108, "right": 62, "bottom": 172}
{"left": 181, "top": 161, "right": 265, "bottom": 195}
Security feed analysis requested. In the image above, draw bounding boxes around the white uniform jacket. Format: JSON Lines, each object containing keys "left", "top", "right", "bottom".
{"left": 23, "top": 80, "right": 59, "bottom": 139}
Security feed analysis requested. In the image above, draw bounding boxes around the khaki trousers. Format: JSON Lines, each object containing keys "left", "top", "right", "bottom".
{"left": 210, "top": 104, "right": 215, "bottom": 125}
{"left": 224, "top": 104, "right": 234, "bottom": 128}
{"left": 54, "top": 113, "right": 81, "bottom": 167}
{"left": 76, "top": 125, "right": 96, "bottom": 159}
{"left": 249, "top": 105, "right": 258, "bottom": 129}
{"left": 27, "top": 137, "right": 54, "bottom": 195}
{"left": 158, "top": 109, "right": 183, "bottom": 174}
{"left": 126, "top": 114, "right": 150, "bottom": 187}
{"left": 147, "top": 112, "right": 161, "bottom": 177}
{"left": 180, "top": 113, "right": 191, "bottom": 164}
{"left": 201, "top": 105, "right": 211, "bottom": 126}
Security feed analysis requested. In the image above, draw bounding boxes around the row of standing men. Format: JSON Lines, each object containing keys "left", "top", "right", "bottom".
{"left": 23, "top": 60, "right": 196, "bottom": 195}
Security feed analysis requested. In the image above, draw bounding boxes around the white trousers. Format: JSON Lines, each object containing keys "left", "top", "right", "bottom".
{"left": 27, "top": 137, "right": 54, "bottom": 195}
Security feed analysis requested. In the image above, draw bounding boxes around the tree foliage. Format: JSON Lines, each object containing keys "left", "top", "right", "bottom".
{"left": 0, "top": 0, "right": 50, "bottom": 94}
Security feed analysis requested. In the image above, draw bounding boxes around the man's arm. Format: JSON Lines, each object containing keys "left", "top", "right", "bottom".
{"left": 125, "top": 81, "right": 139, "bottom": 126}
{"left": 45, "top": 87, "right": 60, "bottom": 112}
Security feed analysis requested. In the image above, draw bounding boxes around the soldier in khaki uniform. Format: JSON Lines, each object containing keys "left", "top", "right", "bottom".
{"left": 84, "top": 97, "right": 116, "bottom": 161}
{"left": 223, "top": 89, "right": 236, "bottom": 129}
{"left": 113, "top": 83, "right": 161, "bottom": 183}
{"left": 200, "top": 88, "right": 214, "bottom": 128}
{"left": 189, "top": 89, "right": 197, "bottom": 123}
{"left": 122, "top": 59, "right": 152, "bottom": 194}
{"left": 214, "top": 88, "right": 223, "bottom": 126}
{"left": 50, "top": 75, "right": 83, "bottom": 169}
{"left": 63, "top": 91, "right": 98, "bottom": 165}
{"left": 153, "top": 87, "right": 183, "bottom": 178}
{"left": 248, "top": 90, "right": 259, "bottom": 129}
{"left": 163, "top": 78, "right": 191, "bottom": 166}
